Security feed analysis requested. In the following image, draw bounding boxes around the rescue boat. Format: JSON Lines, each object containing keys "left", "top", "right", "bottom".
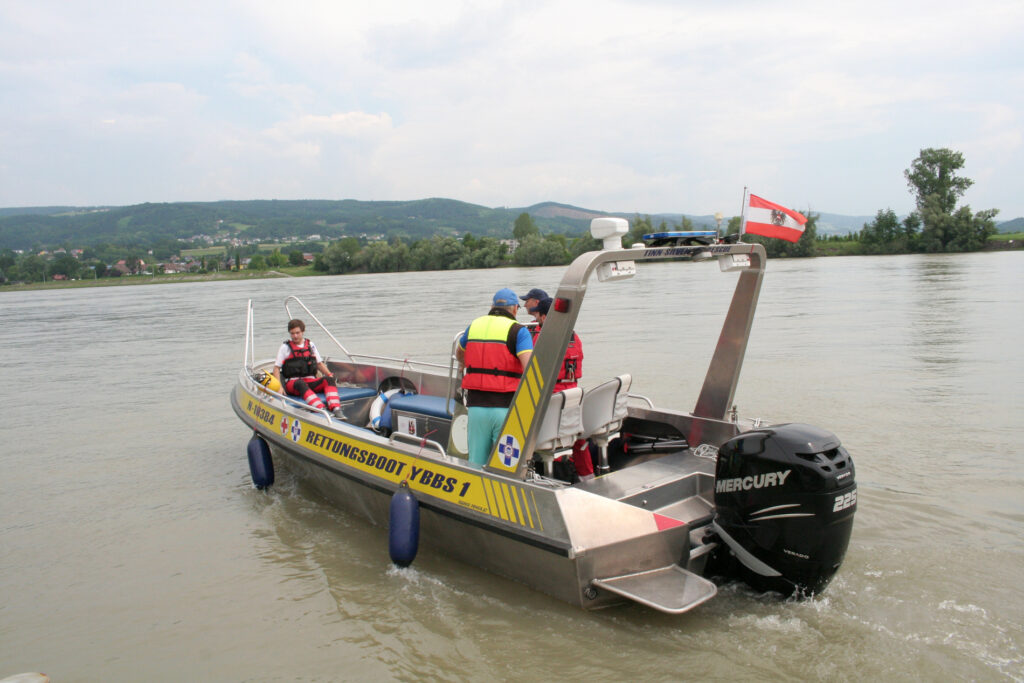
{"left": 230, "top": 217, "right": 857, "bottom": 613}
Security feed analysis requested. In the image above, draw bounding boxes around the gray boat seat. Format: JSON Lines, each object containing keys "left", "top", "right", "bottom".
{"left": 580, "top": 374, "right": 632, "bottom": 473}
{"left": 533, "top": 386, "right": 584, "bottom": 476}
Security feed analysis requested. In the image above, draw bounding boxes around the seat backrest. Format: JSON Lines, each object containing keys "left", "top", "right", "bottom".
{"left": 535, "top": 386, "right": 583, "bottom": 451}
{"left": 581, "top": 374, "right": 632, "bottom": 438}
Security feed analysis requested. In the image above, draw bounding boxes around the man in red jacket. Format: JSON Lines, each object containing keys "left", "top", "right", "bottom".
{"left": 531, "top": 297, "right": 594, "bottom": 481}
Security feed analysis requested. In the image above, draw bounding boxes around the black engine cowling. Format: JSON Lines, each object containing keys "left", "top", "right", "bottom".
{"left": 710, "top": 423, "right": 856, "bottom": 596}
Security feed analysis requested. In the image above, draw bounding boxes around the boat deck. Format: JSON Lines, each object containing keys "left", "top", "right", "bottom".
{"left": 579, "top": 452, "right": 715, "bottom": 523}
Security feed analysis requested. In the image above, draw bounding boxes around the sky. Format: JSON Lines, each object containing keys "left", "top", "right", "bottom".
{"left": 1, "top": 0, "right": 1022, "bottom": 219}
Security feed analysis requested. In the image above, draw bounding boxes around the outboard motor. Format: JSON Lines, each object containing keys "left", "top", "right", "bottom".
{"left": 710, "top": 423, "right": 856, "bottom": 596}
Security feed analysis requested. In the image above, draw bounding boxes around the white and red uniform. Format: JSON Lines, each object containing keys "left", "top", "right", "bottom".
{"left": 276, "top": 339, "right": 341, "bottom": 412}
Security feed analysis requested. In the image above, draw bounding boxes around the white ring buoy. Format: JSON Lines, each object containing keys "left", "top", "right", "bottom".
{"left": 369, "top": 389, "right": 402, "bottom": 430}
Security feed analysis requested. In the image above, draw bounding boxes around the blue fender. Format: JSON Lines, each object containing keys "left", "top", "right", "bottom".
{"left": 247, "top": 433, "right": 274, "bottom": 489}
{"left": 389, "top": 482, "right": 420, "bottom": 567}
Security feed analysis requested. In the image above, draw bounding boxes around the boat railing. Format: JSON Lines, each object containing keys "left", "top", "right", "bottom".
{"left": 238, "top": 365, "right": 338, "bottom": 421}
{"left": 627, "top": 392, "right": 655, "bottom": 409}
{"left": 284, "top": 295, "right": 355, "bottom": 362}
{"left": 442, "top": 330, "right": 465, "bottom": 419}
{"left": 283, "top": 295, "right": 452, "bottom": 374}
{"left": 244, "top": 299, "right": 256, "bottom": 371}
{"left": 389, "top": 431, "right": 450, "bottom": 461}
{"left": 345, "top": 353, "right": 449, "bottom": 371}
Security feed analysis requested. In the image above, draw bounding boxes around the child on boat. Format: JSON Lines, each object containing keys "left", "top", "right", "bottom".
{"left": 273, "top": 318, "right": 344, "bottom": 416}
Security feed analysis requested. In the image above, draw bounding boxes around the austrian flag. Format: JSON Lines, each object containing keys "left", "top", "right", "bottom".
{"left": 744, "top": 194, "right": 807, "bottom": 243}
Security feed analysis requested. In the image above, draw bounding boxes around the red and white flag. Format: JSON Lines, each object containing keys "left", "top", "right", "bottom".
{"left": 744, "top": 194, "right": 807, "bottom": 243}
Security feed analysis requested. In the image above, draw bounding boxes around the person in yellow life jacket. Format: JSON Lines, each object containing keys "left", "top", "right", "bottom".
{"left": 456, "top": 288, "right": 534, "bottom": 467}
{"left": 273, "top": 318, "right": 344, "bottom": 415}
{"left": 530, "top": 296, "right": 595, "bottom": 482}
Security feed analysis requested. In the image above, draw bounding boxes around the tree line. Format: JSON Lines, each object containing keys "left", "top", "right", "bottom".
{"left": 310, "top": 214, "right": 601, "bottom": 275}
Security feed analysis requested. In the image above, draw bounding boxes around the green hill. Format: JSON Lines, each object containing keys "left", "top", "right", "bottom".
{"left": 0, "top": 198, "right": 602, "bottom": 251}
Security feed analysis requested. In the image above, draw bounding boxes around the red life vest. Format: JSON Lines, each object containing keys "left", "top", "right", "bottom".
{"left": 532, "top": 326, "right": 583, "bottom": 392}
{"left": 281, "top": 339, "right": 318, "bottom": 379}
{"left": 462, "top": 314, "right": 524, "bottom": 394}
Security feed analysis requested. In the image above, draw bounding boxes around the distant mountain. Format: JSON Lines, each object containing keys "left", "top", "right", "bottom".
{"left": 997, "top": 217, "right": 1024, "bottom": 233}
{"left": 526, "top": 202, "right": 606, "bottom": 221}
{"left": 0, "top": 206, "right": 109, "bottom": 218}
{"left": 814, "top": 213, "right": 878, "bottom": 236}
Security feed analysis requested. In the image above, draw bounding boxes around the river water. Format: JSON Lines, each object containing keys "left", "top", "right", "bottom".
{"left": 1, "top": 252, "right": 1021, "bottom": 681}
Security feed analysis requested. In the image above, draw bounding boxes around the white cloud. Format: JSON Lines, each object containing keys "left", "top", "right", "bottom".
{"left": 265, "top": 112, "right": 394, "bottom": 141}
{"left": 0, "top": 0, "right": 1022, "bottom": 216}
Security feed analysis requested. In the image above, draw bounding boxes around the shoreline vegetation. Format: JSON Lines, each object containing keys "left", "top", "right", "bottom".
{"left": 0, "top": 268, "right": 302, "bottom": 292}
{"left": 4, "top": 235, "right": 1019, "bottom": 293}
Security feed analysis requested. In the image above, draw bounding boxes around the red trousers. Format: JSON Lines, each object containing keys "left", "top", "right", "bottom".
{"left": 284, "top": 376, "right": 340, "bottom": 411}
{"left": 571, "top": 439, "right": 594, "bottom": 477}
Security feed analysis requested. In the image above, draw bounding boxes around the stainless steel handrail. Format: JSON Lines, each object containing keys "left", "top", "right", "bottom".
{"left": 240, "top": 366, "right": 333, "bottom": 421}
{"left": 284, "top": 295, "right": 354, "bottom": 361}
{"left": 280, "top": 393, "right": 332, "bottom": 421}
{"left": 240, "top": 365, "right": 289, "bottom": 404}
{"left": 627, "top": 392, "right": 655, "bottom": 408}
{"left": 244, "top": 299, "right": 255, "bottom": 371}
{"left": 346, "top": 353, "right": 448, "bottom": 370}
{"left": 389, "top": 432, "right": 449, "bottom": 460}
{"left": 283, "top": 295, "right": 451, "bottom": 372}
{"left": 444, "top": 330, "right": 464, "bottom": 418}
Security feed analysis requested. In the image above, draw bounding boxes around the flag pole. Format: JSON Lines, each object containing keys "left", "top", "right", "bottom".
{"left": 739, "top": 186, "right": 749, "bottom": 237}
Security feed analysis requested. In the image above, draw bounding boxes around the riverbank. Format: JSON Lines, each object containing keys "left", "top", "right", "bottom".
{"left": 4, "top": 237, "right": 1021, "bottom": 292}
{"left": 0, "top": 268, "right": 310, "bottom": 292}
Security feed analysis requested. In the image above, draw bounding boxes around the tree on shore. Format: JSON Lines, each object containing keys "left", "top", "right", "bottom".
{"left": 265, "top": 249, "right": 287, "bottom": 268}
{"left": 513, "top": 213, "right": 540, "bottom": 243}
{"left": 904, "top": 148, "right": 997, "bottom": 252}
{"left": 904, "top": 148, "right": 973, "bottom": 215}
{"left": 512, "top": 234, "right": 570, "bottom": 266}
{"left": 859, "top": 209, "right": 921, "bottom": 254}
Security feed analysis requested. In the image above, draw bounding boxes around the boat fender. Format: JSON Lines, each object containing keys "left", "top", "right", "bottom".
{"left": 246, "top": 433, "right": 274, "bottom": 489}
{"left": 369, "top": 388, "right": 403, "bottom": 431}
{"left": 388, "top": 481, "right": 420, "bottom": 567}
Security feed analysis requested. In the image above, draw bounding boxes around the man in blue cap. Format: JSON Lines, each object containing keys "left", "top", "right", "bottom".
{"left": 456, "top": 288, "right": 534, "bottom": 467}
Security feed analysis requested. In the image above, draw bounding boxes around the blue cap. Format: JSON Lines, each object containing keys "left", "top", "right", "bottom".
{"left": 534, "top": 297, "right": 552, "bottom": 315}
{"left": 493, "top": 288, "right": 519, "bottom": 306}
{"left": 520, "top": 287, "right": 548, "bottom": 302}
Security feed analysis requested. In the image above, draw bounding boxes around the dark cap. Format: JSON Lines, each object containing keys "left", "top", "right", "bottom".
{"left": 520, "top": 287, "right": 548, "bottom": 302}
{"left": 533, "top": 297, "right": 552, "bottom": 315}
